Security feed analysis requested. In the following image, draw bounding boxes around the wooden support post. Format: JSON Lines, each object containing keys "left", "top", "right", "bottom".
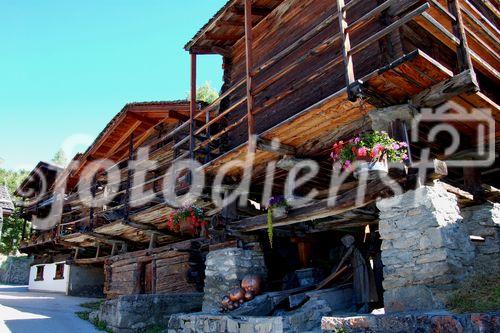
{"left": 125, "top": 133, "right": 134, "bottom": 222}
{"left": 190, "top": 53, "right": 197, "bottom": 160}
{"left": 148, "top": 233, "right": 157, "bottom": 250}
{"left": 463, "top": 167, "right": 485, "bottom": 201}
{"left": 95, "top": 244, "right": 101, "bottom": 258}
{"left": 448, "top": 0, "right": 475, "bottom": 75}
{"left": 121, "top": 242, "right": 128, "bottom": 254}
{"left": 111, "top": 242, "right": 117, "bottom": 256}
{"left": 337, "top": 0, "right": 356, "bottom": 101}
{"left": 74, "top": 247, "right": 80, "bottom": 260}
{"left": 244, "top": 0, "right": 256, "bottom": 153}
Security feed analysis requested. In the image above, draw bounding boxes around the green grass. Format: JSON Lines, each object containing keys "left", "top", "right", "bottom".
{"left": 75, "top": 306, "right": 112, "bottom": 333}
{"left": 142, "top": 325, "right": 165, "bottom": 333}
{"left": 80, "top": 300, "right": 104, "bottom": 311}
{"left": 75, "top": 311, "right": 90, "bottom": 321}
{"left": 448, "top": 268, "right": 500, "bottom": 313}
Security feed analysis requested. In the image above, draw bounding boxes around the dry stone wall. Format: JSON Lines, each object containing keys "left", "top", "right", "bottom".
{"left": 461, "top": 202, "right": 500, "bottom": 271}
{"left": 376, "top": 183, "right": 475, "bottom": 312}
{"left": 202, "top": 247, "right": 267, "bottom": 313}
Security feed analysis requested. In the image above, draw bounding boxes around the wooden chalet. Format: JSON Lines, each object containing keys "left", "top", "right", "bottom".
{"left": 18, "top": 0, "right": 499, "bottom": 320}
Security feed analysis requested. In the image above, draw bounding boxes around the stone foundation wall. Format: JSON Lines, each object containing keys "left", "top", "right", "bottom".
{"left": 95, "top": 293, "right": 203, "bottom": 333}
{"left": 203, "top": 247, "right": 267, "bottom": 313}
{"left": 461, "top": 202, "right": 500, "bottom": 271}
{"left": 322, "top": 312, "right": 500, "bottom": 332}
{"left": 169, "top": 298, "right": 331, "bottom": 333}
{"left": 377, "top": 183, "right": 475, "bottom": 312}
{"left": 0, "top": 255, "right": 33, "bottom": 285}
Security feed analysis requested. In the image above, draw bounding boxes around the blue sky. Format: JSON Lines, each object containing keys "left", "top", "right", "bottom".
{"left": 0, "top": 0, "right": 226, "bottom": 171}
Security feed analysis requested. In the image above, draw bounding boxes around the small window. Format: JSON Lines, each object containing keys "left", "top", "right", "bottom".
{"left": 54, "top": 263, "right": 65, "bottom": 280}
{"left": 35, "top": 265, "right": 44, "bottom": 281}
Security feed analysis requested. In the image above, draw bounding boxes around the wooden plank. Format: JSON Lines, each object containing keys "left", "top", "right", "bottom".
{"left": 337, "top": 0, "right": 355, "bottom": 100}
{"left": 350, "top": 3, "right": 431, "bottom": 56}
{"left": 245, "top": 0, "right": 256, "bottom": 153}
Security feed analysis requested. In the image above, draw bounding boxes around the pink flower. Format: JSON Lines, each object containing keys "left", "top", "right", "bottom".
{"left": 357, "top": 147, "right": 367, "bottom": 157}
{"left": 402, "top": 154, "right": 409, "bottom": 161}
{"left": 392, "top": 143, "right": 400, "bottom": 150}
{"left": 372, "top": 144, "right": 382, "bottom": 155}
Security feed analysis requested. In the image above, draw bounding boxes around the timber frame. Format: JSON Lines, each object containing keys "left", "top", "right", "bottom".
{"left": 17, "top": 0, "right": 499, "bottom": 298}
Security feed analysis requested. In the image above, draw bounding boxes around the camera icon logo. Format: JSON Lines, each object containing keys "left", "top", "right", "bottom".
{"left": 411, "top": 101, "right": 496, "bottom": 168}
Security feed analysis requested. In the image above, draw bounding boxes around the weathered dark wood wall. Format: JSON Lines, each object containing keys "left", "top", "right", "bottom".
{"left": 104, "top": 247, "right": 199, "bottom": 299}
{"left": 223, "top": 0, "right": 387, "bottom": 148}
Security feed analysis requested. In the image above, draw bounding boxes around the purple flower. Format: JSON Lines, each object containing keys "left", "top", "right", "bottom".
{"left": 402, "top": 154, "right": 409, "bottom": 161}
{"left": 392, "top": 143, "right": 400, "bottom": 150}
{"left": 353, "top": 137, "right": 361, "bottom": 144}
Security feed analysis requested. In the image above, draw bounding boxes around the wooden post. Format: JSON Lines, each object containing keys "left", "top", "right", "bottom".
{"left": 74, "top": 247, "right": 80, "bottom": 260}
{"left": 190, "top": 53, "right": 197, "bottom": 159}
{"left": 148, "top": 233, "right": 157, "bottom": 250}
{"left": 125, "top": 133, "right": 134, "bottom": 222}
{"left": 95, "top": 244, "right": 101, "bottom": 258}
{"left": 111, "top": 242, "right": 117, "bottom": 256}
{"left": 337, "top": 0, "right": 356, "bottom": 101}
{"left": 463, "top": 167, "right": 485, "bottom": 201}
{"left": 448, "top": 0, "right": 475, "bottom": 74}
{"left": 244, "top": 0, "right": 256, "bottom": 152}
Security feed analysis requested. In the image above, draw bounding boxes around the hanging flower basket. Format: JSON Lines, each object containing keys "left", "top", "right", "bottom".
{"left": 266, "top": 196, "right": 290, "bottom": 248}
{"left": 167, "top": 205, "right": 207, "bottom": 237}
{"left": 353, "top": 155, "right": 389, "bottom": 180}
{"left": 331, "top": 131, "right": 408, "bottom": 179}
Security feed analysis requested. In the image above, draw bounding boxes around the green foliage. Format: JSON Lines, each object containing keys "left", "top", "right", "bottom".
{"left": 0, "top": 168, "right": 30, "bottom": 254}
{"left": 0, "top": 168, "right": 29, "bottom": 195}
{"left": 448, "top": 267, "right": 500, "bottom": 313}
{"left": 267, "top": 209, "right": 273, "bottom": 248}
{"left": 188, "top": 82, "right": 219, "bottom": 104}
{"left": 75, "top": 311, "right": 90, "bottom": 321}
{"left": 142, "top": 326, "right": 165, "bottom": 333}
{"left": 51, "top": 149, "right": 68, "bottom": 167}
{"left": 75, "top": 310, "right": 112, "bottom": 333}
{"left": 80, "top": 300, "right": 104, "bottom": 311}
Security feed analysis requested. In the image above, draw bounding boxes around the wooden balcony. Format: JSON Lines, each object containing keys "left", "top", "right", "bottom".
{"left": 176, "top": 0, "right": 499, "bottom": 179}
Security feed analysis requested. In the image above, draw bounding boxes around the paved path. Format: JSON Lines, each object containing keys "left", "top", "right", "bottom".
{"left": 0, "top": 285, "right": 101, "bottom": 333}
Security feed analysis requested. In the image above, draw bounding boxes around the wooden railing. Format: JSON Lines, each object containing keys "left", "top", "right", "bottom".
{"left": 174, "top": 0, "right": 433, "bottom": 166}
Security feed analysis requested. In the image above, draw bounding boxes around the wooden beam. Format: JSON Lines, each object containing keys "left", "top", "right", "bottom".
{"left": 128, "top": 112, "right": 158, "bottom": 127}
{"left": 337, "top": 0, "right": 356, "bottom": 101}
{"left": 190, "top": 53, "right": 197, "bottom": 159}
{"left": 448, "top": 0, "right": 475, "bottom": 74}
{"left": 229, "top": 178, "right": 400, "bottom": 232}
{"left": 205, "top": 32, "right": 242, "bottom": 41}
{"left": 106, "top": 120, "right": 141, "bottom": 156}
{"left": 245, "top": 0, "right": 256, "bottom": 153}
{"left": 411, "top": 69, "right": 479, "bottom": 107}
{"left": 232, "top": 5, "right": 273, "bottom": 16}
{"left": 256, "top": 138, "right": 296, "bottom": 155}
{"left": 349, "top": 3, "right": 430, "bottom": 56}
